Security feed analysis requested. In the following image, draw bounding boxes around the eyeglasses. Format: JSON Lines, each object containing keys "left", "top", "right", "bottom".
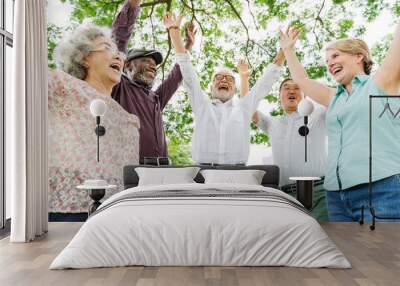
{"left": 90, "top": 44, "right": 126, "bottom": 61}
{"left": 214, "top": 74, "right": 235, "bottom": 82}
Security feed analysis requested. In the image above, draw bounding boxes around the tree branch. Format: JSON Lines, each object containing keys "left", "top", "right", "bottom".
{"left": 160, "top": 0, "right": 173, "bottom": 81}
{"left": 148, "top": 0, "right": 157, "bottom": 49}
{"left": 246, "top": 0, "right": 260, "bottom": 31}
{"left": 223, "top": 0, "right": 252, "bottom": 66}
{"left": 312, "top": 0, "right": 326, "bottom": 49}
{"left": 140, "top": 0, "right": 168, "bottom": 7}
{"left": 314, "top": 0, "right": 335, "bottom": 39}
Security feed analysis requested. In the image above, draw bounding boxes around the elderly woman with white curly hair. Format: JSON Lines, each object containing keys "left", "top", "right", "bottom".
{"left": 48, "top": 24, "right": 139, "bottom": 216}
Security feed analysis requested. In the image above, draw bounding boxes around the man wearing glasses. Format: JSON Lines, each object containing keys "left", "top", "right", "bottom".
{"left": 163, "top": 12, "right": 284, "bottom": 165}
{"left": 111, "top": 0, "right": 196, "bottom": 165}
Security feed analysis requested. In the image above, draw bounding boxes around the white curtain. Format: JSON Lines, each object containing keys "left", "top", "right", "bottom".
{"left": 8, "top": 0, "right": 48, "bottom": 242}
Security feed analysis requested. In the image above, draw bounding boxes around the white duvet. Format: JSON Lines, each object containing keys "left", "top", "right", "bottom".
{"left": 50, "top": 183, "right": 351, "bottom": 269}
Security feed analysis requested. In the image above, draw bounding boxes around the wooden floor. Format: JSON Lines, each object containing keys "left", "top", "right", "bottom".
{"left": 0, "top": 222, "right": 399, "bottom": 286}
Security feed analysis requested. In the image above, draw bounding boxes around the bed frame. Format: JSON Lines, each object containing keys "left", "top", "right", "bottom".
{"left": 123, "top": 165, "right": 280, "bottom": 189}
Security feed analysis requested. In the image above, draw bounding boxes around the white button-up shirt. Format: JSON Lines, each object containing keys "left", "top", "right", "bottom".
{"left": 176, "top": 53, "right": 281, "bottom": 164}
{"left": 257, "top": 107, "right": 327, "bottom": 186}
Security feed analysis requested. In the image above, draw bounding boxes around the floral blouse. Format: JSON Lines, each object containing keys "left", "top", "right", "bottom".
{"left": 48, "top": 69, "right": 140, "bottom": 213}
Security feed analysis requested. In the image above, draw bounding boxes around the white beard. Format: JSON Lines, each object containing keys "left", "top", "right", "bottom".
{"left": 212, "top": 89, "right": 234, "bottom": 102}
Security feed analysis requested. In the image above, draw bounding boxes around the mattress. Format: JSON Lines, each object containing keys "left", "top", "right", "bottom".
{"left": 50, "top": 183, "right": 350, "bottom": 269}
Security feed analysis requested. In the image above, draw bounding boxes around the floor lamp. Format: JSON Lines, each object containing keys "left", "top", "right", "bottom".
{"left": 360, "top": 95, "right": 400, "bottom": 230}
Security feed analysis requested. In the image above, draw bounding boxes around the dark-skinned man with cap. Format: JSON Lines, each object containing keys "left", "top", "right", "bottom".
{"left": 111, "top": 0, "right": 196, "bottom": 165}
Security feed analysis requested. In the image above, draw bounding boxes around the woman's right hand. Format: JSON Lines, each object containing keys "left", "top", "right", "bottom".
{"left": 279, "top": 26, "right": 300, "bottom": 51}
{"left": 163, "top": 12, "right": 183, "bottom": 30}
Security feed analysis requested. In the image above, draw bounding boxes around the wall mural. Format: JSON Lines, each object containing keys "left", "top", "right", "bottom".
{"left": 46, "top": 0, "right": 399, "bottom": 216}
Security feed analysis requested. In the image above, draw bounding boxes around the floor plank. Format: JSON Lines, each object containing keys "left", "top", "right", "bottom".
{"left": 0, "top": 222, "right": 399, "bottom": 286}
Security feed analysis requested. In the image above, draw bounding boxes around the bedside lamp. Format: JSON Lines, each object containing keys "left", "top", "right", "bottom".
{"left": 298, "top": 98, "right": 314, "bottom": 162}
{"left": 90, "top": 99, "right": 107, "bottom": 162}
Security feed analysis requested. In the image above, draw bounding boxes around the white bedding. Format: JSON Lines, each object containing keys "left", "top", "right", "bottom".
{"left": 50, "top": 183, "right": 351, "bottom": 269}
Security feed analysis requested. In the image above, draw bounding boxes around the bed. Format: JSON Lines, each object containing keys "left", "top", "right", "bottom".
{"left": 50, "top": 165, "right": 350, "bottom": 269}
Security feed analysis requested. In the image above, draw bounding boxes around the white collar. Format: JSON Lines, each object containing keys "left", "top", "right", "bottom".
{"left": 284, "top": 111, "right": 302, "bottom": 119}
{"left": 211, "top": 97, "right": 235, "bottom": 106}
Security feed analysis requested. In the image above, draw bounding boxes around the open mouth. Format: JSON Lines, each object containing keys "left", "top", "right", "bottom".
{"left": 331, "top": 65, "right": 343, "bottom": 76}
{"left": 109, "top": 63, "right": 122, "bottom": 73}
{"left": 218, "top": 84, "right": 229, "bottom": 91}
{"left": 288, "top": 95, "right": 296, "bottom": 100}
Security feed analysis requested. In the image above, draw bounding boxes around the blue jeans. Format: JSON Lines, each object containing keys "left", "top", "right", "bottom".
{"left": 326, "top": 174, "right": 400, "bottom": 222}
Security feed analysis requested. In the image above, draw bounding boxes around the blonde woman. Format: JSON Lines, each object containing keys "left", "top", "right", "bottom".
{"left": 280, "top": 25, "right": 400, "bottom": 221}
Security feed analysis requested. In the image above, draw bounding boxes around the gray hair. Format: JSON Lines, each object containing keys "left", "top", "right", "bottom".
{"left": 209, "top": 67, "right": 238, "bottom": 97}
{"left": 211, "top": 67, "right": 237, "bottom": 82}
{"left": 54, "top": 24, "right": 112, "bottom": 80}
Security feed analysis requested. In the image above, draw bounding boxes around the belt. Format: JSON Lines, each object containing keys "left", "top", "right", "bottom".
{"left": 199, "top": 163, "right": 246, "bottom": 167}
{"left": 139, "top": 157, "right": 170, "bottom": 166}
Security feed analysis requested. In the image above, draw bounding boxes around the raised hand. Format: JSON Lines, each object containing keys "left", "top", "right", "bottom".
{"left": 184, "top": 22, "right": 197, "bottom": 51}
{"left": 163, "top": 12, "right": 184, "bottom": 30}
{"left": 279, "top": 26, "right": 300, "bottom": 51}
{"left": 129, "top": 0, "right": 141, "bottom": 8}
{"left": 238, "top": 58, "right": 250, "bottom": 97}
{"left": 163, "top": 12, "right": 186, "bottom": 53}
{"left": 252, "top": 112, "right": 259, "bottom": 124}
{"left": 273, "top": 49, "right": 285, "bottom": 66}
{"left": 237, "top": 59, "right": 250, "bottom": 78}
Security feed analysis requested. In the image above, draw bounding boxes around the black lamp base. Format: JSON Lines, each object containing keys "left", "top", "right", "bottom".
{"left": 88, "top": 189, "right": 106, "bottom": 215}
{"left": 296, "top": 180, "right": 314, "bottom": 210}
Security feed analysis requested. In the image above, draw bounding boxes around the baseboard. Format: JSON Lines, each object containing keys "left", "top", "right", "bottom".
{"left": 48, "top": 213, "right": 88, "bottom": 222}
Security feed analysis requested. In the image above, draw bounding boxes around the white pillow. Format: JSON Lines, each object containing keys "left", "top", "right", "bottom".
{"left": 135, "top": 167, "right": 200, "bottom": 186}
{"left": 200, "top": 169, "right": 266, "bottom": 185}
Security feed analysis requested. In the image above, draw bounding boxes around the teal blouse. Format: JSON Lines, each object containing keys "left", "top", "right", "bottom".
{"left": 324, "top": 75, "right": 400, "bottom": 190}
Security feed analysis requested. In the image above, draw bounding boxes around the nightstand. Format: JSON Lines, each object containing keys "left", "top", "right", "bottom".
{"left": 77, "top": 183, "right": 116, "bottom": 215}
{"left": 289, "top": 177, "right": 321, "bottom": 210}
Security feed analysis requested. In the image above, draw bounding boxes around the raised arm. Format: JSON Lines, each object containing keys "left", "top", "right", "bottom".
{"left": 155, "top": 64, "right": 182, "bottom": 110}
{"left": 112, "top": 0, "right": 141, "bottom": 53}
{"left": 239, "top": 50, "right": 284, "bottom": 113}
{"left": 163, "top": 13, "right": 186, "bottom": 53}
{"left": 280, "top": 27, "right": 335, "bottom": 107}
{"left": 374, "top": 23, "right": 400, "bottom": 95}
{"left": 237, "top": 59, "right": 250, "bottom": 97}
{"left": 238, "top": 59, "right": 268, "bottom": 127}
{"left": 156, "top": 20, "right": 198, "bottom": 110}
{"left": 163, "top": 13, "right": 208, "bottom": 111}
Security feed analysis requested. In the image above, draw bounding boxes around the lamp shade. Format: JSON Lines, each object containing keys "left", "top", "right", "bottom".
{"left": 298, "top": 98, "right": 314, "bottom": 116}
{"left": 90, "top": 99, "right": 107, "bottom": 117}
